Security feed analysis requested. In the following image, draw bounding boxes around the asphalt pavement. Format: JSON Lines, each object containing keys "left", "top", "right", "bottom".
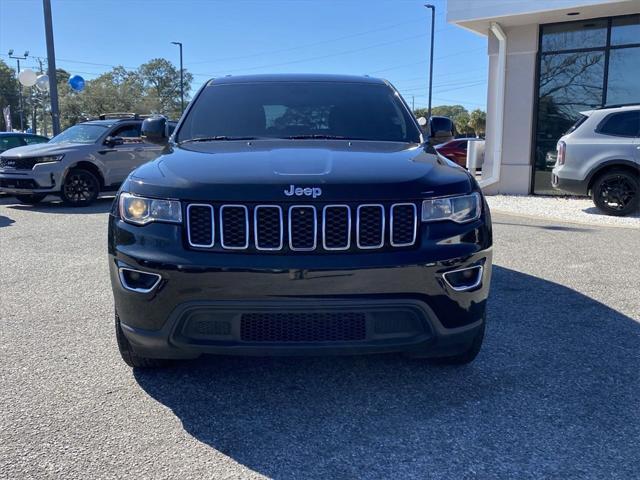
{"left": 1, "top": 195, "right": 639, "bottom": 480}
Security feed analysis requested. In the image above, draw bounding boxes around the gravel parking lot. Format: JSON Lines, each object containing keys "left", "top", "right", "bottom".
{"left": 1, "top": 195, "right": 639, "bottom": 479}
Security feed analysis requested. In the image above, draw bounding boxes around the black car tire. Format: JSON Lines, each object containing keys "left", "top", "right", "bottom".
{"left": 115, "top": 312, "right": 169, "bottom": 368}
{"left": 61, "top": 168, "right": 100, "bottom": 207}
{"left": 592, "top": 169, "right": 639, "bottom": 216}
{"left": 15, "top": 193, "right": 47, "bottom": 205}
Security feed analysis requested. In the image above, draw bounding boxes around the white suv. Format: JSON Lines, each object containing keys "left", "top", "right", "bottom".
{"left": 552, "top": 105, "right": 639, "bottom": 216}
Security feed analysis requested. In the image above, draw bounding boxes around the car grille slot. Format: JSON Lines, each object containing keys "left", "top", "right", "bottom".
{"left": 240, "top": 312, "right": 366, "bottom": 342}
{"left": 220, "top": 205, "right": 249, "bottom": 249}
{"left": 323, "top": 205, "right": 351, "bottom": 250}
{"left": 357, "top": 204, "right": 385, "bottom": 249}
{"left": 288, "top": 206, "right": 317, "bottom": 251}
{"left": 0, "top": 156, "right": 37, "bottom": 170}
{"left": 390, "top": 203, "right": 417, "bottom": 247}
{"left": 254, "top": 205, "right": 283, "bottom": 250}
{"left": 186, "top": 204, "right": 214, "bottom": 247}
{"left": 185, "top": 202, "right": 417, "bottom": 252}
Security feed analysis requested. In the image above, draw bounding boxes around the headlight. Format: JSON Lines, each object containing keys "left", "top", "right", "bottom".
{"left": 33, "top": 155, "right": 64, "bottom": 164}
{"left": 119, "top": 192, "right": 182, "bottom": 225}
{"left": 421, "top": 192, "right": 481, "bottom": 223}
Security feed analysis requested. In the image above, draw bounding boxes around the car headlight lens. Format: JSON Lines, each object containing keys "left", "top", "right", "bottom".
{"left": 33, "top": 155, "right": 64, "bottom": 164}
{"left": 421, "top": 192, "right": 481, "bottom": 223}
{"left": 119, "top": 192, "right": 182, "bottom": 225}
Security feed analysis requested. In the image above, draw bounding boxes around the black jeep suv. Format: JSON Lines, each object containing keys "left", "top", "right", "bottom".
{"left": 108, "top": 74, "right": 492, "bottom": 368}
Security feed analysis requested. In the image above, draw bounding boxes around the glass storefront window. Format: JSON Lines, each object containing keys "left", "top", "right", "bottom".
{"left": 541, "top": 19, "right": 607, "bottom": 52}
{"left": 611, "top": 15, "right": 640, "bottom": 45}
{"left": 607, "top": 47, "right": 640, "bottom": 105}
{"left": 533, "top": 15, "right": 640, "bottom": 194}
{"left": 534, "top": 51, "right": 605, "bottom": 194}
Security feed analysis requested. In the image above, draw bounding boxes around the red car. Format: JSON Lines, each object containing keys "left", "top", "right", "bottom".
{"left": 435, "top": 138, "right": 481, "bottom": 168}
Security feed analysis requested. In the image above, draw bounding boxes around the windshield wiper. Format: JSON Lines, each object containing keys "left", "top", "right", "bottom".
{"left": 283, "top": 134, "right": 356, "bottom": 140}
{"left": 179, "top": 136, "right": 259, "bottom": 144}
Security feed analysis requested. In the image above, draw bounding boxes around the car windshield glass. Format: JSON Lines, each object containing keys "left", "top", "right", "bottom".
{"left": 49, "top": 124, "right": 108, "bottom": 144}
{"left": 177, "top": 81, "right": 421, "bottom": 144}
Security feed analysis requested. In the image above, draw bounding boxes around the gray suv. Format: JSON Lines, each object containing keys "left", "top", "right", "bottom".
{"left": 552, "top": 105, "right": 640, "bottom": 216}
{"left": 0, "top": 114, "right": 170, "bottom": 206}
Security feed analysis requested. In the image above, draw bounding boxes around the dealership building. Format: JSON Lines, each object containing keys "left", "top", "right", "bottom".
{"left": 447, "top": 0, "right": 640, "bottom": 194}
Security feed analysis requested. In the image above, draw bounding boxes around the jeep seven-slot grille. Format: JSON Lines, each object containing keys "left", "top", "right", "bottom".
{"left": 185, "top": 202, "right": 418, "bottom": 252}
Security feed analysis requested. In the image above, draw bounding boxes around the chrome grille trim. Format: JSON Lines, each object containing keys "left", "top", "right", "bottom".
{"left": 322, "top": 205, "right": 351, "bottom": 251}
{"left": 186, "top": 204, "right": 215, "bottom": 248}
{"left": 390, "top": 203, "right": 418, "bottom": 247}
{"left": 219, "top": 204, "right": 249, "bottom": 250}
{"left": 185, "top": 202, "right": 417, "bottom": 252}
{"left": 254, "top": 205, "right": 284, "bottom": 251}
{"left": 288, "top": 205, "right": 318, "bottom": 252}
{"left": 356, "top": 204, "right": 385, "bottom": 249}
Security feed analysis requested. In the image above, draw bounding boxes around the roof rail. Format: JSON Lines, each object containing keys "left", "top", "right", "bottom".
{"left": 97, "top": 113, "right": 141, "bottom": 120}
{"left": 595, "top": 103, "right": 640, "bottom": 110}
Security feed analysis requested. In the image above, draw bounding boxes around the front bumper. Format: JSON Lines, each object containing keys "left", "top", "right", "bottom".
{"left": 109, "top": 213, "right": 492, "bottom": 359}
{"left": 0, "top": 169, "right": 60, "bottom": 194}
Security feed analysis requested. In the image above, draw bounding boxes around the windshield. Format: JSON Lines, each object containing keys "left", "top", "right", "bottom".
{"left": 49, "top": 124, "right": 108, "bottom": 144}
{"left": 177, "top": 81, "right": 421, "bottom": 144}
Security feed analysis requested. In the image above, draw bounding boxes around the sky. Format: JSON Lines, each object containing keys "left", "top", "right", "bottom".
{"left": 0, "top": 0, "right": 488, "bottom": 111}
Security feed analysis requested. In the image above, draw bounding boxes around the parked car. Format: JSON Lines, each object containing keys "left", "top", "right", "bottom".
{"left": 0, "top": 132, "right": 49, "bottom": 153}
{"left": 109, "top": 74, "right": 492, "bottom": 368}
{"left": 435, "top": 137, "right": 483, "bottom": 168}
{"left": 0, "top": 114, "right": 174, "bottom": 206}
{"left": 552, "top": 104, "right": 640, "bottom": 216}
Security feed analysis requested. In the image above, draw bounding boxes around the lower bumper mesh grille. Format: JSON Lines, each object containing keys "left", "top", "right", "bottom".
{"left": 240, "top": 312, "right": 367, "bottom": 342}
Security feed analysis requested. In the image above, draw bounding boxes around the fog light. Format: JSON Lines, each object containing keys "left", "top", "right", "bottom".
{"left": 443, "top": 265, "right": 483, "bottom": 291}
{"left": 118, "top": 267, "right": 162, "bottom": 293}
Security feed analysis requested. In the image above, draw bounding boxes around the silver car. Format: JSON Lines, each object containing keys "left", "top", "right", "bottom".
{"left": 552, "top": 104, "right": 640, "bottom": 216}
{"left": 0, "top": 115, "right": 167, "bottom": 206}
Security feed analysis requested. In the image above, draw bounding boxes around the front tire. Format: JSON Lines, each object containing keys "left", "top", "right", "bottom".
{"left": 592, "top": 169, "right": 639, "bottom": 216}
{"left": 15, "top": 193, "right": 47, "bottom": 205}
{"left": 61, "top": 168, "right": 100, "bottom": 207}
{"left": 115, "top": 313, "right": 168, "bottom": 368}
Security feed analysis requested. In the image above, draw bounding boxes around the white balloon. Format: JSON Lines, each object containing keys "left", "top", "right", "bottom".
{"left": 36, "top": 74, "right": 50, "bottom": 91}
{"left": 18, "top": 69, "right": 37, "bottom": 87}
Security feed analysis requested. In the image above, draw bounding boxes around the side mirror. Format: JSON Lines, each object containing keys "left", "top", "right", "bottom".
{"left": 105, "top": 136, "right": 124, "bottom": 147}
{"left": 142, "top": 116, "right": 168, "bottom": 145}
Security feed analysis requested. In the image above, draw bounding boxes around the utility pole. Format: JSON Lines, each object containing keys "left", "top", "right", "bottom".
{"left": 425, "top": 4, "right": 436, "bottom": 121}
{"left": 8, "top": 49, "right": 29, "bottom": 131}
{"left": 43, "top": 0, "right": 61, "bottom": 135}
{"left": 171, "top": 41, "right": 184, "bottom": 114}
{"left": 37, "top": 58, "right": 47, "bottom": 136}
{"left": 412, "top": 95, "right": 415, "bottom": 112}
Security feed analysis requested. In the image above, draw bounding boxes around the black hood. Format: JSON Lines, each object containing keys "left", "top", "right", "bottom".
{"left": 127, "top": 140, "right": 472, "bottom": 202}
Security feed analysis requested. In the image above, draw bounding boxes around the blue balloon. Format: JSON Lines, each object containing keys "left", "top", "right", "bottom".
{"left": 68, "top": 75, "right": 85, "bottom": 92}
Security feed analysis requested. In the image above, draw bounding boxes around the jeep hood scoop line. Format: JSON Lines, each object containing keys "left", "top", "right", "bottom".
{"left": 130, "top": 140, "right": 472, "bottom": 201}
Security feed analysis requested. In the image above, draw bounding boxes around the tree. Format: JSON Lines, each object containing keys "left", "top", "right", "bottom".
{"left": 413, "top": 104, "right": 485, "bottom": 137}
{"left": 468, "top": 109, "right": 486, "bottom": 137}
{"left": 0, "top": 59, "right": 20, "bottom": 130}
{"left": 138, "top": 58, "right": 192, "bottom": 119}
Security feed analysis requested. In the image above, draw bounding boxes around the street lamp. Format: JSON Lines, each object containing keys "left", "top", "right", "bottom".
{"left": 171, "top": 41, "right": 184, "bottom": 114}
{"left": 8, "top": 49, "right": 29, "bottom": 130}
{"left": 425, "top": 4, "right": 435, "bottom": 121}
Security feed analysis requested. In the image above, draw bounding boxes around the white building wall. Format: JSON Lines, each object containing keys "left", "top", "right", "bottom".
{"left": 483, "top": 24, "right": 539, "bottom": 195}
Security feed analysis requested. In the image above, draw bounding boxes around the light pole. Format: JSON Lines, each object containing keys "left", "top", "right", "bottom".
{"left": 8, "top": 49, "right": 29, "bottom": 131}
{"left": 171, "top": 41, "right": 184, "bottom": 114}
{"left": 43, "top": 0, "right": 61, "bottom": 135}
{"left": 425, "top": 4, "right": 435, "bottom": 121}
